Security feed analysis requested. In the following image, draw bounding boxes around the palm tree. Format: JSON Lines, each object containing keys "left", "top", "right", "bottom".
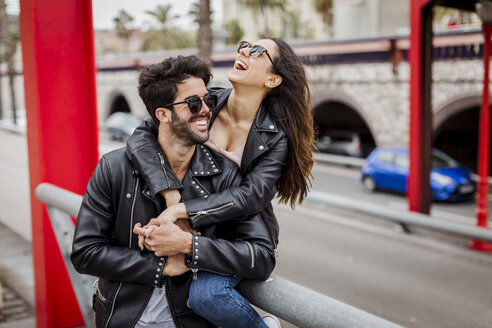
{"left": 142, "top": 4, "right": 194, "bottom": 51}
{"left": 224, "top": 19, "right": 244, "bottom": 45}
{"left": 240, "top": 0, "right": 286, "bottom": 37}
{"left": 282, "top": 10, "right": 301, "bottom": 39}
{"left": 145, "top": 4, "right": 177, "bottom": 28}
{"left": 197, "top": 0, "right": 213, "bottom": 65}
{"left": 315, "top": 0, "right": 333, "bottom": 26}
{"left": 113, "top": 9, "right": 134, "bottom": 53}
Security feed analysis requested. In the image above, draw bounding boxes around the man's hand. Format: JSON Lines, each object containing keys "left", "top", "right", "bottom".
{"left": 160, "top": 189, "right": 181, "bottom": 206}
{"left": 163, "top": 254, "right": 189, "bottom": 277}
{"left": 134, "top": 220, "right": 192, "bottom": 256}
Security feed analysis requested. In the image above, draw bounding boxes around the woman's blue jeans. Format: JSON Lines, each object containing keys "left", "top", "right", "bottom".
{"left": 187, "top": 271, "right": 268, "bottom": 328}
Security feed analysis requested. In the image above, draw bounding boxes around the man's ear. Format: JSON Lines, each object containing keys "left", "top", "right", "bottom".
{"left": 155, "top": 107, "right": 171, "bottom": 123}
{"left": 265, "top": 74, "right": 282, "bottom": 89}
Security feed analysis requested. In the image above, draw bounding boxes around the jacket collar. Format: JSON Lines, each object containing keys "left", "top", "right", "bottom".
{"left": 189, "top": 144, "right": 223, "bottom": 177}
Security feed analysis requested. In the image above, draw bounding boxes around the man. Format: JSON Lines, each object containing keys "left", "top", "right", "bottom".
{"left": 71, "top": 56, "right": 276, "bottom": 328}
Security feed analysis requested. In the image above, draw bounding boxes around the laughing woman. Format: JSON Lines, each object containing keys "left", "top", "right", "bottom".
{"left": 129, "top": 38, "right": 315, "bottom": 328}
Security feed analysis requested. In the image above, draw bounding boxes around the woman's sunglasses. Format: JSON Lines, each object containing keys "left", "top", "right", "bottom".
{"left": 163, "top": 93, "right": 218, "bottom": 114}
{"left": 237, "top": 41, "right": 276, "bottom": 69}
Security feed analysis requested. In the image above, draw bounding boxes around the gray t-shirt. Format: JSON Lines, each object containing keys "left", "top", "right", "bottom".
{"left": 135, "top": 286, "right": 175, "bottom": 328}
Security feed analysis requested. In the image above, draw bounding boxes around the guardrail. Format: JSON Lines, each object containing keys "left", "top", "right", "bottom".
{"left": 35, "top": 182, "right": 402, "bottom": 328}
{"left": 307, "top": 190, "right": 492, "bottom": 243}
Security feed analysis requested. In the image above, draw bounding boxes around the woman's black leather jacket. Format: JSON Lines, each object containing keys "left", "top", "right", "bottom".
{"left": 127, "top": 88, "right": 289, "bottom": 246}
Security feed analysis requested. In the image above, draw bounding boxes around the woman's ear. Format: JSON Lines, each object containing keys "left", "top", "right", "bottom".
{"left": 265, "top": 74, "right": 282, "bottom": 89}
{"left": 155, "top": 107, "right": 171, "bottom": 123}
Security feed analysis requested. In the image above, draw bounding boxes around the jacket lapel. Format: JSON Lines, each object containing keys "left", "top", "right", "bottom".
{"left": 241, "top": 103, "right": 279, "bottom": 173}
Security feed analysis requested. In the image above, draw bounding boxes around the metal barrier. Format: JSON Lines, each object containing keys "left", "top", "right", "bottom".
{"left": 307, "top": 190, "right": 492, "bottom": 243}
{"left": 36, "top": 182, "right": 403, "bottom": 328}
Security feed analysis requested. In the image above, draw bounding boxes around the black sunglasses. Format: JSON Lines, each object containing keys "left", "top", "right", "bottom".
{"left": 238, "top": 41, "right": 276, "bottom": 69}
{"left": 163, "top": 94, "right": 218, "bottom": 114}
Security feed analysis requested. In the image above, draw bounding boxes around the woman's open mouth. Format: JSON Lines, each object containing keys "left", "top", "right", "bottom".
{"left": 234, "top": 59, "right": 248, "bottom": 71}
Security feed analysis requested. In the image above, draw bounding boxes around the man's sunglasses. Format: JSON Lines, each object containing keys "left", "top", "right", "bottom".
{"left": 237, "top": 41, "right": 276, "bottom": 69}
{"left": 163, "top": 93, "right": 218, "bottom": 114}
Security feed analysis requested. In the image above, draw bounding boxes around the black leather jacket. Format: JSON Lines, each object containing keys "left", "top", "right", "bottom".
{"left": 71, "top": 144, "right": 276, "bottom": 328}
{"left": 128, "top": 88, "right": 289, "bottom": 247}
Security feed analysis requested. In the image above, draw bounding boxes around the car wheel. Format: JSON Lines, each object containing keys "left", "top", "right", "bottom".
{"left": 362, "top": 176, "right": 377, "bottom": 193}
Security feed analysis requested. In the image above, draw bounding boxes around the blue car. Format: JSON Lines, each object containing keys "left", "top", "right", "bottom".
{"left": 360, "top": 147, "right": 476, "bottom": 201}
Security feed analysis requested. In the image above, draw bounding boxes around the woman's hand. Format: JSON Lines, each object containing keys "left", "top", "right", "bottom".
{"left": 153, "top": 202, "right": 189, "bottom": 224}
{"left": 163, "top": 254, "right": 189, "bottom": 276}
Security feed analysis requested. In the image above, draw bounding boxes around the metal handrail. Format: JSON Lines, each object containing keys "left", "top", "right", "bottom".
{"left": 307, "top": 190, "right": 492, "bottom": 243}
{"left": 35, "top": 182, "right": 403, "bottom": 328}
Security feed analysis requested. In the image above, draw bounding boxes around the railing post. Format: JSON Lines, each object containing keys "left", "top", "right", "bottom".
{"left": 20, "top": 1, "right": 99, "bottom": 326}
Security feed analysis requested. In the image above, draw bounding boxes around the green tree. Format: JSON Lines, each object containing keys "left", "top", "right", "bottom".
{"left": 145, "top": 4, "right": 178, "bottom": 28}
{"left": 112, "top": 9, "right": 135, "bottom": 52}
{"left": 315, "top": 0, "right": 333, "bottom": 26}
{"left": 240, "top": 0, "right": 286, "bottom": 37}
{"left": 225, "top": 19, "right": 244, "bottom": 45}
{"left": 142, "top": 4, "right": 193, "bottom": 51}
{"left": 281, "top": 10, "right": 300, "bottom": 39}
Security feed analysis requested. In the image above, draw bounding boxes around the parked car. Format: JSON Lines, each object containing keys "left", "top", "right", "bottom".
{"left": 105, "top": 112, "right": 143, "bottom": 141}
{"left": 360, "top": 147, "right": 476, "bottom": 201}
{"left": 315, "top": 130, "right": 373, "bottom": 158}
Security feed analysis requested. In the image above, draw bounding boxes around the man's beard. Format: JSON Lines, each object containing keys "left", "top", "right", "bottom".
{"left": 170, "top": 110, "right": 209, "bottom": 146}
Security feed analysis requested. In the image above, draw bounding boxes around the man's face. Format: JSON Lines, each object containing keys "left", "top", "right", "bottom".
{"left": 169, "top": 77, "right": 211, "bottom": 146}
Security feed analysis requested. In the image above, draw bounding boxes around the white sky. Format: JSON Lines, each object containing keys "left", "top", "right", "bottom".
{"left": 92, "top": 0, "right": 223, "bottom": 30}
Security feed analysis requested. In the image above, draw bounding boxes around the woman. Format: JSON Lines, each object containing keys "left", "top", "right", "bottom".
{"left": 130, "top": 38, "right": 314, "bottom": 328}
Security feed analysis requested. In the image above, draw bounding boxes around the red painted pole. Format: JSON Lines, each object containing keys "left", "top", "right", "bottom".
{"left": 471, "top": 24, "right": 492, "bottom": 252}
{"left": 20, "top": 0, "right": 99, "bottom": 326}
{"left": 408, "top": 0, "right": 433, "bottom": 214}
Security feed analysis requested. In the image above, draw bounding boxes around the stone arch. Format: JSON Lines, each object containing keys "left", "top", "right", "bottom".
{"left": 433, "top": 93, "right": 481, "bottom": 136}
{"left": 104, "top": 90, "right": 133, "bottom": 118}
{"left": 311, "top": 90, "right": 378, "bottom": 156}
{"left": 433, "top": 92, "right": 484, "bottom": 172}
{"left": 109, "top": 94, "right": 131, "bottom": 116}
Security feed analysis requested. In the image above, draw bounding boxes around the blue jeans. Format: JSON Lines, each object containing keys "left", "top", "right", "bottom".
{"left": 187, "top": 271, "right": 268, "bottom": 328}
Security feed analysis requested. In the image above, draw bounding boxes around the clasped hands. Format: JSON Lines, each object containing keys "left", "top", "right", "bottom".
{"left": 133, "top": 203, "right": 199, "bottom": 276}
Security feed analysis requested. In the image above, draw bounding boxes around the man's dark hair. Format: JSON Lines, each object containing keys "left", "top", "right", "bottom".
{"left": 138, "top": 56, "right": 212, "bottom": 123}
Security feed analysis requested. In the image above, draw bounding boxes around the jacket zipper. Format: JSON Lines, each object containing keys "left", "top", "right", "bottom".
{"left": 97, "top": 284, "right": 107, "bottom": 303}
{"left": 244, "top": 241, "right": 255, "bottom": 269}
{"left": 104, "top": 282, "right": 122, "bottom": 328}
{"left": 129, "top": 178, "right": 139, "bottom": 248}
{"left": 104, "top": 177, "right": 139, "bottom": 328}
{"left": 157, "top": 152, "right": 171, "bottom": 188}
{"left": 191, "top": 268, "right": 198, "bottom": 280}
{"left": 165, "top": 278, "right": 181, "bottom": 328}
{"left": 93, "top": 279, "right": 107, "bottom": 303}
{"left": 189, "top": 202, "right": 234, "bottom": 220}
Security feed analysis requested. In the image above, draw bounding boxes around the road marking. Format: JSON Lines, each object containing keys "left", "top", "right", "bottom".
{"left": 387, "top": 201, "right": 474, "bottom": 224}
{"left": 312, "top": 164, "right": 360, "bottom": 179}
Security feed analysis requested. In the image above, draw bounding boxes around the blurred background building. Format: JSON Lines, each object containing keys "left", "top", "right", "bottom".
{"left": 0, "top": 0, "right": 486, "bottom": 174}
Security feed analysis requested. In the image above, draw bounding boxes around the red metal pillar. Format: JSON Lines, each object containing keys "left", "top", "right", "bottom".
{"left": 408, "top": 0, "right": 434, "bottom": 214}
{"left": 20, "top": 0, "right": 99, "bottom": 326}
{"left": 470, "top": 24, "right": 492, "bottom": 252}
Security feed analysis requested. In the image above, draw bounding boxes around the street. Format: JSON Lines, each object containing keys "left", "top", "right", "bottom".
{"left": 311, "top": 162, "right": 479, "bottom": 225}
{"left": 1, "top": 128, "right": 492, "bottom": 327}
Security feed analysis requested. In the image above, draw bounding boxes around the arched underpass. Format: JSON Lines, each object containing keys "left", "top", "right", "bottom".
{"left": 313, "top": 101, "right": 376, "bottom": 158}
{"left": 434, "top": 105, "right": 485, "bottom": 173}
{"left": 109, "top": 94, "right": 131, "bottom": 116}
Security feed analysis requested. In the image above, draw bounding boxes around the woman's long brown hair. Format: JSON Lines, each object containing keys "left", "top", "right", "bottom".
{"left": 266, "top": 38, "right": 315, "bottom": 208}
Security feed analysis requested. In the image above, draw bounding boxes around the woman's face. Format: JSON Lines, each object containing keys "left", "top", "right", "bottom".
{"left": 228, "top": 39, "right": 279, "bottom": 88}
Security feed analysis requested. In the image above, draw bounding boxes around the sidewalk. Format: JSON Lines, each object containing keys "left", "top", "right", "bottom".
{"left": 0, "top": 222, "right": 35, "bottom": 327}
